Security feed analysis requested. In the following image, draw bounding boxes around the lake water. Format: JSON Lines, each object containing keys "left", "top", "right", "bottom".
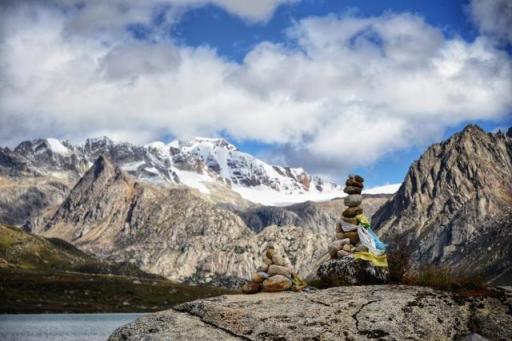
{"left": 0, "top": 313, "right": 146, "bottom": 341}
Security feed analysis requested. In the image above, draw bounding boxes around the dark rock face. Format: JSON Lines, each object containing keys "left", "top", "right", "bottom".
{"left": 317, "top": 258, "right": 388, "bottom": 286}
{"left": 109, "top": 285, "right": 512, "bottom": 341}
{"left": 372, "top": 125, "right": 512, "bottom": 282}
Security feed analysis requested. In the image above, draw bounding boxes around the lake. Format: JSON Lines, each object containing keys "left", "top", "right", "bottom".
{"left": 0, "top": 313, "right": 145, "bottom": 341}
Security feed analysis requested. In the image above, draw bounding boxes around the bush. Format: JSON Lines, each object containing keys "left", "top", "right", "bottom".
{"left": 408, "top": 265, "right": 485, "bottom": 291}
{"left": 387, "top": 239, "right": 412, "bottom": 283}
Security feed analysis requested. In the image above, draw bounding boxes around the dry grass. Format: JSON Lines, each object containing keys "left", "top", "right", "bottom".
{"left": 385, "top": 239, "right": 486, "bottom": 292}
{"left": 404, "top": 265, "right": 486, "bottom": 292}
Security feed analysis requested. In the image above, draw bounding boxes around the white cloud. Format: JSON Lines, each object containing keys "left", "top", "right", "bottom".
{"left": 469, "top": 0, "right": 512, "bottom": 45}
{"left": 0, "top": 4, "right": 511, "bottom": 176}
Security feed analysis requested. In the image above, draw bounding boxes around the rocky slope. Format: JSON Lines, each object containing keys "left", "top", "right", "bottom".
{"left": 39, "top": 156, "right": 331, "bottom": 286}
{"left": 232, "top": 194, "right": 391, "bottom": 234}
{"left": 373, "top": 125, "right": 512, "bottom": 283}
{"left": 109, "top": 285, "right": 512, "bottom": 340}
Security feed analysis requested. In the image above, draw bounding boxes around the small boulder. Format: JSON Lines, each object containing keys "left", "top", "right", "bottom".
{"left": 242, "top": 281, "right": 261, "bottom": 294}
{"left": 262, "top": 275, "right": 292, "bottom": 292}
{"left": 317, "top": 257, "right": 388, "bottom": 287}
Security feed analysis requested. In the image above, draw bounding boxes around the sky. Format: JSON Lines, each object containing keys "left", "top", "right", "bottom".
{"left": 0, "top": 0, "right": 511, "bottom": 187}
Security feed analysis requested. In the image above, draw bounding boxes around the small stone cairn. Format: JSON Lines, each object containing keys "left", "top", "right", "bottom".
{"left": 242, "top": 245, "right": 305, "bottom": 294}
{"left": 328, "top": 175, "right": 368, "bottom": 259}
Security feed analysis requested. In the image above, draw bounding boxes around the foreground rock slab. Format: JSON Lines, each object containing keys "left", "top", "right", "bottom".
{"left": 109, "top": 285, "right": 512, "bottom": 341}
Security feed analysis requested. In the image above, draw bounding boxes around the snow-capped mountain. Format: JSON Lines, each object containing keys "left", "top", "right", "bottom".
{"left": 3, "top": 136, "right": 350, "bottom": 205}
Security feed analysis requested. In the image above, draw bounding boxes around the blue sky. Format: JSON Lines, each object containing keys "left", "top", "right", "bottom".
{"left": 173, "top": 0, "right": 478, "bottom": 62}
{"left": 1, "top": 0, "right": 511, "bottom": 187}
{"left": 166, "top": 0, "right": 511, "bottom": 186}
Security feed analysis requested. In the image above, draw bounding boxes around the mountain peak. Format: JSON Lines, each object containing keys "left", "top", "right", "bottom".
{"left": 372, "top": 123, "right": 512, "bottom": 279}
{"left": 173, "top": 136, "right": 239, "bottom": 152}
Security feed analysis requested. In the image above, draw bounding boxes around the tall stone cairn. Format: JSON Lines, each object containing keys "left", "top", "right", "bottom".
{"left": 242, "top": 245, "right": 305, "bottom": 294}
{"left": 328, "top": 175, "right": 368, "bottom": 259}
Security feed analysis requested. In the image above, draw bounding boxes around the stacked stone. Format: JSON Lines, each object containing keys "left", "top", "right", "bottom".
{"left": 328, "top": 175, "right": 368, "bottom": 259}
{"left": 242, "top": 245, "right": 303, "bottom": 294}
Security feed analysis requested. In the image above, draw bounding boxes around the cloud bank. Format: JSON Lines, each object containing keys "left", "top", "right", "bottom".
{"left": 1, "top": 1, "right": 511, "bottom": 176}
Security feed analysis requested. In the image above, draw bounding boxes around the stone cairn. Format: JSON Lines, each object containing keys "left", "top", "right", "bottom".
{"left": 329, "top": 175, "right": 368, "bottom": 259}
{"left": 242, "top": 245, "right": 305, "bottom": 294}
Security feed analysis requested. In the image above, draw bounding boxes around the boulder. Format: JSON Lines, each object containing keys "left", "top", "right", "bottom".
{"left": 317, "top": 257, "right": 388, "bottom": 286}
{"left": 241, "top": 281, "right": 261, "bottom": 294}
{"left": 268, "top": 264, "right": 292, "bottom": 278}
{"left": 262, "top": 275, "right": 292, "bottom": 292}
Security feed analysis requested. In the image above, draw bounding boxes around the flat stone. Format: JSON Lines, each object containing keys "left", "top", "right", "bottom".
{"left": 262, "top": 275, "right": 292, "bottom": 292}
{"left": 343, "top": 186, "right": 362, "bottom": 194}
{"left": 268, "top": 264, "right": 292, "bottom": 278}
{"left": 345, "top": 179, "right": 364, "bottom": 188}
{"left": 344, "top": 194, "right": 363, "bottom": 207}
{"left": 343, "top": 207, "right": 363, "bottom": 218}
{"left": 342, "top": 217, "right": 358, "bottom": 225}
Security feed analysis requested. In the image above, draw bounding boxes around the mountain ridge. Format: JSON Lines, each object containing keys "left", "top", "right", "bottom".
{"left": 372, "top": 124, "right": 512, "bottom": 283}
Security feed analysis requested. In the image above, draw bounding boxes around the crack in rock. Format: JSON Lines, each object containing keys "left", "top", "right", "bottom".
{"left": 173, "top": 306, "right": 252, "bottom": 341}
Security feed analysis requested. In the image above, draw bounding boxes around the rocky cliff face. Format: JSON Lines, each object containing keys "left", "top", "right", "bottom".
{"left": 109, "top": 285, "right": 512, "bottom": 341}
{"left": 233, "top": 194, "right": 392, "bottom": 234}
{"left": 40, "top": 156, "right": 331, "bottom": 286}
{"left": 373, "top": 125, "right": 512, "bottom": 282}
